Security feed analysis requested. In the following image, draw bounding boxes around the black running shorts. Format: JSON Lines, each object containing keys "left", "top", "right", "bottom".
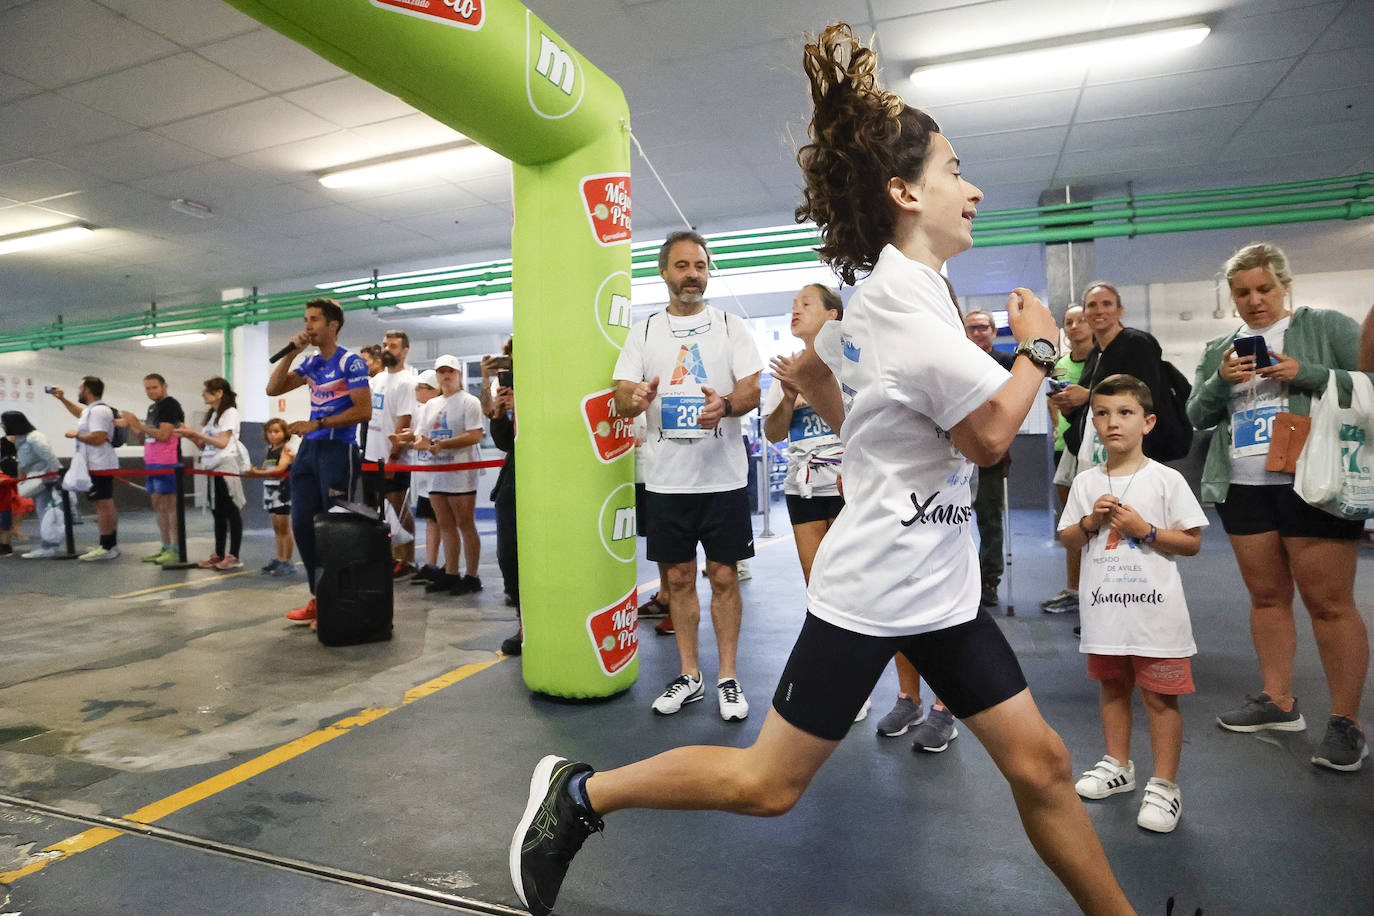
{"left": 772, "top": 609, "right": 1029, "bottom": 741}
{"left": 644, "top": 488, "right": 754, "bottom": 564}
{"left": 785, "top": 493, "right": 844, "bottom": 526}
{"left": 1216, "top": 483, "right": 1365, "bottom": 540}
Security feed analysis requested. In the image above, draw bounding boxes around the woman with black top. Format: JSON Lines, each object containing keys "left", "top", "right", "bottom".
{"left": 1051, "top": 282, "right": 1175, "bottom": 465}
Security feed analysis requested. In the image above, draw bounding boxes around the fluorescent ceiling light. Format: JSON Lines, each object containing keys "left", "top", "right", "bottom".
{"left": 170, "top": 198, "right": 214, "bottom": 219}
{"left": 317, "top": 141, "right": 506, "bottom": 189}
{"left": 910, "top": 23, "right": 1209, "bottom": 92}
{"left": 137, "top": 332, "right": 208, "bottom": 347}
{"left": 0, "top": 223, "right": 95, "bottom": 255}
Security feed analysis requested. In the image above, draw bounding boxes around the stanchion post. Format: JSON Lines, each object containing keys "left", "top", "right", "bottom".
{"left": 58, "top": 486, "right": 77, "bottom": 559}
{"left": 759, "top": 433, "right": 774, "bottom": 539}
{"left": 161, "top": 464, "right": 196, "bottom": 570}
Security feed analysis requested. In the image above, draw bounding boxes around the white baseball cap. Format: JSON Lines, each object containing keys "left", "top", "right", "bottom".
{"left": 416, "top": 369, "right": 439, "bottom": 389}
{"left": 433, "top": 354, "right": 462, "bottom": 371}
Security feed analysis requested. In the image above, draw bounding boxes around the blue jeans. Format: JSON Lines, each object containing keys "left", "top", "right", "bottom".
{"left": 290, "top": 439, "right": 357, "bottom": 593}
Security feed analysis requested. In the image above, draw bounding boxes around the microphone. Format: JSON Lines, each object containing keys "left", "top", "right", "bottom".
{"left": 269, "top": 342, "right": 299, "bottom": 364}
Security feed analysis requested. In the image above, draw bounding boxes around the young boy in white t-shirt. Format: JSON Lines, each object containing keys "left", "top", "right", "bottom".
{"left": 1059, "top": 374, "right": 1207, "bottom": 834}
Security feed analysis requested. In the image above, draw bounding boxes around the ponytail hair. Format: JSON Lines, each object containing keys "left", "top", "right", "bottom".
{"left": 795, "top": 23, "right": 940, "bottom": 286}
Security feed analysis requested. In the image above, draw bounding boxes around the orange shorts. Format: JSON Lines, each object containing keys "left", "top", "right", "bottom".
{"left": 1086, "top": 654, "right": 1194, "bottom": 695}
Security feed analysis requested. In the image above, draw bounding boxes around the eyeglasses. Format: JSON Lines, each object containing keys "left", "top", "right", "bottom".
{"left": 965, "top": 323, "right": 993, "bottom": 332}
{"left": 669, "top": 316, "right": 712, "bottom": 338}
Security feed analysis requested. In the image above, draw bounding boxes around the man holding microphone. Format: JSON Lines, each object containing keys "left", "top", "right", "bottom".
{"left": 266, "top": 298, "right": 372, "bottom": 623}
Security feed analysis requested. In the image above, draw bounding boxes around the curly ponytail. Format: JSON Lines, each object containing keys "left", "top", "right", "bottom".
{"left": 795, "top": 23, "right": 940, "bottom": 286}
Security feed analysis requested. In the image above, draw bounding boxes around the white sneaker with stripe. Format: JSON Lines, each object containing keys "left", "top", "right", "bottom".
{"left": 1136, "top": 777, "right": 1182, "bottom": 833}
{"left": 1074, "top": 755, "right": 1135, "bottom": 799}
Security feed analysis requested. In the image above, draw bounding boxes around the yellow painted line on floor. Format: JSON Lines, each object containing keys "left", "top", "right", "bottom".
{"left": 112, "top": 570, "right": 254, "bottom": 600}
{"left": 0, "top": 657, "right": 504, "bottom": 886}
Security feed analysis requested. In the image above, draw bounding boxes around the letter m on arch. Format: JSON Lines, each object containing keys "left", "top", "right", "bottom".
{"left": 536, "top": 34, "right": 575, "bottom": 95}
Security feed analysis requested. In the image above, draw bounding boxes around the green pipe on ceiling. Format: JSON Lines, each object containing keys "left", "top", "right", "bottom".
{"left": 4, "top": 176, "right": 1374, "bottom": 354}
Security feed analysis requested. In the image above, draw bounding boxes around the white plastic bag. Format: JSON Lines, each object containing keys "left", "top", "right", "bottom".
{"left": 62, "top": 451, "right": 91, "bottom": 493}
{"left": 1075, "top": 417, "right": 1107, "bottom": 472}
{"left": 1293, "top": 370, "right": 1374, "bottom": 520}
{"left": 386, "top": 498, "right": 414, "bottom": 546}
{"left": 40, "top": 500, "right": 67, "bottom": 544}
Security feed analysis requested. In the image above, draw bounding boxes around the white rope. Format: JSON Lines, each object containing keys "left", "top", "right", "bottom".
{"left": 629, "top": 126, "right": 753, "bottom": 319}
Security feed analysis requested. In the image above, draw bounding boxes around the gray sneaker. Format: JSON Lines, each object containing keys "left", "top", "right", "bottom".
{"left": 1216, "top": 692, "right": 1306, "bottom": 732}
{"left": 1311, "top": 716, "right": 1368, "bottom": 772}
{"left": 911, "top": 706, "right": 958, "bottom": 753}
{"left": 875, "top": 695, "right": 926, "bottom": 737}
{"left": 1040, "top": 589, "right": 1079, "bottom": 614}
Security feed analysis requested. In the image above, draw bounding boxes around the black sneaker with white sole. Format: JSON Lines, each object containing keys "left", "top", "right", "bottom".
{"left": 1311, "top": 715, "right": 1368, "bottom": 772}
{"left": 511, "top": 755, "right": 603, "bottom": 916}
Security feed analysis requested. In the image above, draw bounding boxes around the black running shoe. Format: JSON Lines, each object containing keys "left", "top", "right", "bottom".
{"left": 450, "top": 574, "right": 483, "bottom": 596}
{"left": 501, "top": 630, "right": 523, "bottom": 656}
{"left": 511, "top": 755, "right": 602, "bottom": 916}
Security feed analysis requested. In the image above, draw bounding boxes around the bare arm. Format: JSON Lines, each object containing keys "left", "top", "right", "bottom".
{"left": 698, "top": 371, "right": 762, "bottom": 430}
{"left": 948, "top": 360, "right": 1048, "bottom": 466}
{"left": 266, "top": 331, "right": 311, "bottom": 396}
{"left": 613, "top": 377, "right": 659, "bottom": 418}
{"left": 949, "top": 288, "right": 1057, "bottom": 467}
{"left": 430, "top": 427, "right": 485, "bottom": 451}
{"left": 789, "top": 350, "right": 845, "bottom": 436}
{"left": 762, "top": 390, "right": 796, "bottom": 444}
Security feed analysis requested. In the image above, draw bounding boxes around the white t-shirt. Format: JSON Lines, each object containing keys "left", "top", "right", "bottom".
{"left": 365, "top": 367, "right": 418, "bottom": 461}
{"left": 762, "top": 377, "right": 842, "bottom": 497}
{"left": 78, "top": 402, "right": 119, "bottom": 471}
{"left": 805, "top": 246, "right": 1011, "bottom": 636}
{"left": 1228, "top": 318, "right": 1290, "bottom": 486}
{"left": 613, "top": 304, "right": 763, "bottom": 494}
{"left": 199, "top": 407, "right": 241, "bottom": 468}
{"left": 426, "top": 390, "right": 484, "bottom": 493}
{"left": 1058, "top": 461, "right": 1208, "bottom": 657}
{"left": 409, "top": 396, "right": 443, "bottom": 501}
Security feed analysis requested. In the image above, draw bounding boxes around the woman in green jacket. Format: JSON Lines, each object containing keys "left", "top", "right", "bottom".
{"left": 1186, "top": 241, "right": 1369, "bottom": 773}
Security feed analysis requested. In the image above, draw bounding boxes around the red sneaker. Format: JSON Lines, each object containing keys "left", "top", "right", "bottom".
{"left": 637, "top": 591, "right": 670, "bottom": 619}
{"left": 286, "top": 598, "right": 317, "bottom": 622}
{"left": 654, "top": 616, "right": 675, "bottom": 636}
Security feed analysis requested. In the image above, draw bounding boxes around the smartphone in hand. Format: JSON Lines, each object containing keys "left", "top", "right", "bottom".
{"left": 1232, "top": 335, "right": 1273, "bottom": 369}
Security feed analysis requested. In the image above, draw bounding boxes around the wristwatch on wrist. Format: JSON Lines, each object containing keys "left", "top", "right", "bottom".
{"left": 1132, "top": 524, "right": 1158, "bottom": 546}
{"left": 1014, "top": 337, "right": 1059, "bottom": 371}
{"left": 721, "top": 396, "right": 733, "bottom": 418}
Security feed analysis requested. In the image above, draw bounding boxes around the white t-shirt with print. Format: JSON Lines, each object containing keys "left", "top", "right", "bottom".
{"left": 79, "top": 402, "right": 119, "bottom": 471}
{"left": 365, "top": 367, "right": 418, "bottom": 462}
{"left": 762, "top": 378, "right": 842, "bottom": 497}
{"left": 1228, "top": 317, "right": 1290, "bottom": 486}
{"left": 1058, "top": 461, "right": 1208, "bottom": 657}
{"left": 613, "top": 304, "right": 763, "bottom": 494}
{"left": 199, "top": 407, "right": 241, "bottom": 467}
{"left": 805, "top": 246, "right": 1011, "bottom": 637}
{"left": 426, "top": 390, "right": 484, "bottom": 493}
{"left": 409, "top": 396, "right": 443, "bottom": 500}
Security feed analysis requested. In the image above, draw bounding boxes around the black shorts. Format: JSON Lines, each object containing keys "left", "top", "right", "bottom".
{"left": 772, "top": 609, "right": 1029, "bottom": 741}
{"left": 1216, "top": 483, "right": 1365, "bottom": 540}
{"left": 362, "top": 470, "right": 411, "bottom": 504}
{"left": 645, "top": 488, "right": 754, "bottom": 564}
{"left": 415, "top": 496, "right": 434, "bottom": 520}
{"left": 635, "top": 483, "right": 648, "bottom": 538}
{"left": 268, "top": 506, "right": 291, "bottom": 516}
{"left": 429, "top": 490, "right": 475, "bottom": 497}
{"left": 88, "top": 475, "right": 114, "bottom": 502}
{"left": 785, "top": 493, "right": 844, "bottom": 526}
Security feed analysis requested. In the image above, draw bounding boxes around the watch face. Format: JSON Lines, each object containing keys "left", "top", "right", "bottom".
{"left": 1032, "top": 339, "right": 1057, "bottom": 360}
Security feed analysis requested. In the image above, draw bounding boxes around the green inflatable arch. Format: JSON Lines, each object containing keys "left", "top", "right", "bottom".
{"left": 227, "top": 0, "right": 638, "bottom": 697}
